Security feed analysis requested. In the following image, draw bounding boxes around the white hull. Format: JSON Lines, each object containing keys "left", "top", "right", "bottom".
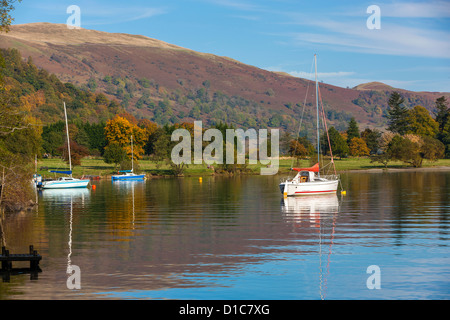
{"left": 280, "top": 178, "right": 338, "bottom": 196}
{"left": 41, "top": 179, "right": 89, "bottom": 189}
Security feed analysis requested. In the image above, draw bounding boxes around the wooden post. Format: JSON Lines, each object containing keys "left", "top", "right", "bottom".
{"left": 1, "top": 247, "right": 11, "bottom": 271}
{"left": 1, "top": 246, "right": 6, "bottom": 270}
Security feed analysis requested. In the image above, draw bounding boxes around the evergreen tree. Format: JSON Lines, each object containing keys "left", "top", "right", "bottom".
{"left": 434, "top": 96, "right": 450, "bottom": 158}
{"left": 386, "top": 91, "right": 409, "bottom": 135}
{"left": 326, "top": 127, "right": 348, "bottom": 159}
{"left": 361, "top": 128, "right": 381, "bottom": 154}
{"left": 435, "top": 96, "right": 449, "bottom": 136}
{"left": 346, "top": 117, "right": 360, "bottom": 144}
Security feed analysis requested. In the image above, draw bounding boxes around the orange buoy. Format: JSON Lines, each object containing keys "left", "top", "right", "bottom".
{"left": 92, "top": 185, "right": 96, "bottom": 190}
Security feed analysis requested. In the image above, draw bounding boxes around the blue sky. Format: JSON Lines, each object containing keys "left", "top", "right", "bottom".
{"left": 11, "top": 0, "right": 450, "bottom": 92}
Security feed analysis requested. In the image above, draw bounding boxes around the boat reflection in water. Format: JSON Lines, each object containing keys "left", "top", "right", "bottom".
{"left": 40, "top": 188, "right": 90, "bottom": 203}
{"left": 40, "top": 188, "right": 90, "bottom": 285}
{"left": 280, "top": 194, "right": 340, "bottom": 300}
{"left": 281, "top": 194, "right": 339, "bottom": 226}
{"left": 111, "top": 180, "right": 146, "bottom": 229}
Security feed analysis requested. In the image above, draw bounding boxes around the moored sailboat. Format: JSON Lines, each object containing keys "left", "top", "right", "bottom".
{"left": 279, "top": 55, "right": 340, "bottom": 196}
{"left": 40, "top": 103, "right": 89, "bottom": 189}
{"left": 111, "top": 135, "right": 145, "bottom": 181}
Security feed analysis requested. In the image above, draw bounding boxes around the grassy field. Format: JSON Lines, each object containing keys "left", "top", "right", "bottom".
{"left": 35, "top": 157, "right": 450, "bottom": 179}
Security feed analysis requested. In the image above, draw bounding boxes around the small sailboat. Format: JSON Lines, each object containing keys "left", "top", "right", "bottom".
{"left": 279, "top": 55, "right": 339, "bottom": 196}
{"left": 111, "top": 135, "right": 145, "bottom": 181}
{"left": 40, "top": 103, "right": 89, "bottom": 189}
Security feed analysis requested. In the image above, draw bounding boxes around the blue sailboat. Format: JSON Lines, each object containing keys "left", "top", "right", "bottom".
{"left": 111, "top": 135, "right": 145, "bottom": 181}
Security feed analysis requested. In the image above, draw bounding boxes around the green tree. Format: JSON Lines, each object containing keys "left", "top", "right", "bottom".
{"left": 434, "top": 96, "right": 450, "bottom": 158}
{"left": 421, "top": 135, "right": 445, "bottom": 162}
{"left": 406, "top": 105, "right": 438, "bottom": 137}
{"left": 435, "top": 96, "right": 449, "bottom": 134}
{"left": 441, "top": 121, "right": 450, "bottom": 158}
{"left": 387, "top": 134, "right": 444, "bottom": 168}
{"left": 325, "top": 127, "right": 348, "bottom": 159}
{"left": 87, "top": 77, "right": 97, "bottom": 92}
{"left": 386, "top": 91, "right": 409, "bottom": 135}
{"left": 361, "top": 128, "right": 381, "bottom": 154}
{"left": 370, "top": 152, "right": 391, "bottom": 168}
{"left": 103, "top": 142, "right": 128, "bottom": 168}
{"left": 346, "top": 117, "right": 360, "bottom": 144}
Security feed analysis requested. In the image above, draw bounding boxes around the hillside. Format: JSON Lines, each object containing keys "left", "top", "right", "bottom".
{"left": 1, "top": 22, "right": 448, "bottom": 133}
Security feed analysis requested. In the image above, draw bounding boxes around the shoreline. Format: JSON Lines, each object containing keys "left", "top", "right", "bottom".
{"left": 36, "top": 158, "right": 450, "bottom": 180}
{"left": 78, "top": 165, "right": 450, "bottom": 180}
{"left": 335, "top": 166, "right": 450, "bottom": 174}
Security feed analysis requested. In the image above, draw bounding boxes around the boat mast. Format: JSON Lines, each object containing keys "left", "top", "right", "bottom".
{"left": 64, "top": 102, "right": 72, "bottom": 176}
{"left": 131, "top": 135, "right": 134, "bottom": 173}
{"left": 314, "top": 54, "right": 320, "bottom": 176}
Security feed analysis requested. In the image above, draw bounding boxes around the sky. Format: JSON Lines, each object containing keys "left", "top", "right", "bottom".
{"left": 10, "top": 0, "right": 450, "bottom": 92}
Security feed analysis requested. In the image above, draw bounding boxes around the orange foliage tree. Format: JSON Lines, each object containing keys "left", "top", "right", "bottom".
{"left": 349, "top": 137, "right": 370, "bottom": 158}
{"left": 104, "top": 115, "right": 148, "bottom": 160}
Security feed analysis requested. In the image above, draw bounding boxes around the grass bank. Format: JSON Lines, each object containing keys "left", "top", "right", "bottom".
{"left": 35, "top": 157, "right": 450, "bottom": 179}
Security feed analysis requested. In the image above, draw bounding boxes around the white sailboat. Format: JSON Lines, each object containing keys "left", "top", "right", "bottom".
{"left": 111, "top": 135, "right": 145, "bottom": 181}
{"left": 279, "top": 55, "right": 340, "bottom": 196}
{"left": 40, "top": 103, "right": 90, "bottom": 189}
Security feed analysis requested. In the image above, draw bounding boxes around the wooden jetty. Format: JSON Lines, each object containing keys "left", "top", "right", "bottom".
{"left": 0, "top": 245, "right": 42, "bottom": 271}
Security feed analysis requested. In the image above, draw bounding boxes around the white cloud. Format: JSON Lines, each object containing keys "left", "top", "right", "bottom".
{"left": 376, "top": 1, "right": 450, "bottom": 18}
{"left": 81, "top": 7, "right": 167, "bottom": 25}
{"left": 205, "top": 0, "right": 262, "bottom": 11}
{"left": 284, "top": 18, "right": 450, "bottom": 59}
{"left": 286, "top": 70, "right": 356, "bottom": 80}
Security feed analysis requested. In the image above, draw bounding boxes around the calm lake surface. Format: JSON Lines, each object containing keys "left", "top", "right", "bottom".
{"left": 1, "top": 170, "right": 449, "bottom": 300}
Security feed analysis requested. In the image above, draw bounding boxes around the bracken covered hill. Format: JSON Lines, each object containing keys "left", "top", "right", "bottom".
{"left": 1, "top": 23, "right": 448, "bottom": 132}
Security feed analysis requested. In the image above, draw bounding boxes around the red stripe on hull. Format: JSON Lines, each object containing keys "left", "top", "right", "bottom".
{"left": 295, "top": 190, "right": 336, "bottom": 194}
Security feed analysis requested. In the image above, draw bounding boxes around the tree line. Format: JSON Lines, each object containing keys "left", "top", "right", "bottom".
{"left": 287, "top": 92, "right": 449, "bottom": 168}
{"left": 41, "top": 114, "right": 252, "bottom": 175}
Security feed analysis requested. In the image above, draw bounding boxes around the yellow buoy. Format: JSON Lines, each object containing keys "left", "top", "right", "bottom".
{"left": 341, "top": 190, "right": 346, "bottom": 195}
{"left": 199, "top": 177, "right": 202, "bottom": 183}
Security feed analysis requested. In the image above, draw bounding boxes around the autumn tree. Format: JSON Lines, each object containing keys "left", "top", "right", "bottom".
{"left": 349, "top": 137, "right": 370, "bottom": 158}
{"left": 57, "top": 140, "right": 89, "bottom": 166}
{"left": 104, "top": 115, "right": 148, "bottom": 161}
{"left": 0, "top": 2, "right": 42, "bottom": 211}
{"left": 289, "top": 140, "right": 308, "bottom": 166}
{"left": 0, "top": 0, "right": 20, "bottom": 32}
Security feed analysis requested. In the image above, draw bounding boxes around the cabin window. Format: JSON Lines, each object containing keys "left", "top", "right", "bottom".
{"left": 300, "top": 171, "right": 309, "bottom": 182}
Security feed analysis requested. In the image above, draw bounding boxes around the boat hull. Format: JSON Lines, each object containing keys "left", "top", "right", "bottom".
{"left": 41, "top": 179, "right": 90, "bottom": 189}
{"left": 280, "top": 179, "right": 339, "bottom": 196}
{"left": 111, "top": 174, "right": 145, "bottom": 181}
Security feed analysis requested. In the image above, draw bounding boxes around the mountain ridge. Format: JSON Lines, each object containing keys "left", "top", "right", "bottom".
{"left": 1, "top": 23, "right": 448, "bottom": 132}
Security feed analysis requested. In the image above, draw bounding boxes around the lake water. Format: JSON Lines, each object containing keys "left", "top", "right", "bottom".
{"left": 0, "top": 170, "right": 449, "bottom": 300}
